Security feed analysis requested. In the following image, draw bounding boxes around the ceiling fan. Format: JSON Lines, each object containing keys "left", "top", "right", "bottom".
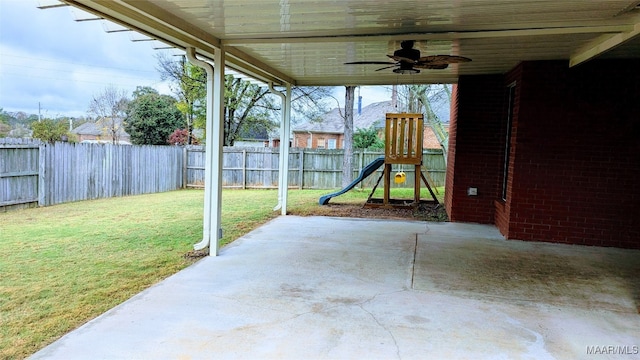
{"left": 345, "top": 40, "right": 471, "bottom": 74}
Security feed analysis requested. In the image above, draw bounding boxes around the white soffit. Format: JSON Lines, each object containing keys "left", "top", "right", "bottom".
{"left": 60, "top": 0, "right": 640, "bottom": 86}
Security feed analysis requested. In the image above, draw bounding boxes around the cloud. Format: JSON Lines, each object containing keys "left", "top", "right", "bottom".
{"left": 0, "top": 1, "right": 448, "bottom": 121}
{"left": 331, "top": 85, "right": 450, "bottom": 122}
{"left": 0, "top": 0, "right": 173, "bottom": 117}
{"left": 331, "top": 86, "right": 393, "bottom": 108}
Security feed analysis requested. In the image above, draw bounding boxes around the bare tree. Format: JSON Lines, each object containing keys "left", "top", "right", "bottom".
{"left": 342, "top": 86, "right": 356, "bottom": 187}
{"left": 398, "top": 84, "right": 452, "bottom": 160}
{"left": 88, "top": 86, "right": 129, "bottom": 144}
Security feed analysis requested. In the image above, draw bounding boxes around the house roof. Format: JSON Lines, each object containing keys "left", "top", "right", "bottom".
{"left": 71, "top": 118, "right": 130, "bottom": 137}
{"left": 294, "top": 101, "right": 398, "bottom": 134}
{"left": 55, "top": 1, "right": 640, "bottom": 86}
{"left": 71, "top": 122, "right": 102, "bottom": 136}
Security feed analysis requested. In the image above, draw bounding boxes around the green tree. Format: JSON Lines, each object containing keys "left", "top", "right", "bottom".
{"left": 353, "top": 125, "right": 384, "bottom": 150}
{"left": 4, "top": 111, "right": 38, "bottom": 127}
{"left": 132, "top": 86, "right": 159, "bottom": 98}
{"left": 124, "top": 90, "right": 184, "bottom": 145}
{"left": 156, "top": 54, "right": 332, "bottom": 146}
{"left": 0, "top": 108, "right": 10, "bottom": 137}
{"left": 31, "top": 119, "right": 69, "bottom": 143}
{"left": 156, "top": 54, "right": 206, "bottom": 144}
{"left": 0, "top": 108, "right": 10, "bottom": 124}
{"left": 0, "top": 123, "right": 10, "bottom": 137}
{"left": 224, "top": 75, "right": 277, "bottom": 146}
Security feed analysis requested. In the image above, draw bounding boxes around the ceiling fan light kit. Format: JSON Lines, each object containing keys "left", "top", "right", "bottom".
{"left": 393, "top": 68, "right": 420, "bottom": 74}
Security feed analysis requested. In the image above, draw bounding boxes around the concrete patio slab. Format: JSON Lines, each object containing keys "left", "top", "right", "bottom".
{"left": 30, "top": 216, "right": 640, "bottom": 359}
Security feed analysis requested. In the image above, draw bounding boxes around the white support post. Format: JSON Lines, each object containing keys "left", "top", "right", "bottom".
{"left": 186, "top": 47, "right": 224, "bottom": 256}
{"left": 269, "top": 82, "right": 291, "bottom": 215}
{"left": 209, "top": 47, "right": 225, "bottom": 255}
{"left": 281, "top": 83, "right": 292, "bottom": 215}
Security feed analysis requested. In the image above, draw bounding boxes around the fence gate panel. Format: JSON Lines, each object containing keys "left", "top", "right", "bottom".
{"left": 0, "top": 140, "right": 41, "bottom": 211}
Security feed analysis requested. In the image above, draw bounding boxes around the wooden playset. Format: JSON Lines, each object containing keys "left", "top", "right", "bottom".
{"left": 365, "top": 113, "right": 439, "bottom": 208}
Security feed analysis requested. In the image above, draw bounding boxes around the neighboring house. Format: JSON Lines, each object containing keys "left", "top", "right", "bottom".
{"left": 72, "top": 118, "right": 131, "bottom": 144}
{"left": 293, "top": 101, "right": 447, "bottom": 150}
{"left": 234, "top": 125, "right": 270, "bottom": 147}
{"left": 266, "top": 129, "right": 290, "bottom": 148}
{"left": 234, "top": 139, "right": 268, "bottom": 147}
{"left": 423, "top": 124, "right": 449, "bottom": 149}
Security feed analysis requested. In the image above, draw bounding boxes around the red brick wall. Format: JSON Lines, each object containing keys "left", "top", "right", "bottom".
{"left": 504, "top": 60, "right": 640, "bottom": 248}
{"left": 445, "top": 75, "right": 505, "bottom": 223}
{"left": 293, "top": 133, "right": 310, "bottom": 148}
{"left": 449, "top": 59, "right": 640, "bottom": 249}
{"left": 444, "top": 85, "right": 458, "bottom": 218}
{"left": 292, "top": 132, "right": 343, "bottom": 149}
{"left": 494, "top": 63, "right": 523, "bottom": 238}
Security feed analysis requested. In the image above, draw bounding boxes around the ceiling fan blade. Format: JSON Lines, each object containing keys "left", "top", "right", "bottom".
{"left": 387, "top": 55, "right": 417, "bottom": 64}
{"left": 375, "top": 65, "right": 398, "bottom": 71}
{"left": 418, "top": 55, "right": 472, "bottom": 65}
{"left": 344, "top": 61, "right": 396, "bottom": 65}
{"left": 414, "top": 63, "right": 449, "bottom": 70}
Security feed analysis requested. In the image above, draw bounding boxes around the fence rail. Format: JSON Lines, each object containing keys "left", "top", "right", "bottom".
{"left": 40, "top": 142, "right": 183, "bottom": 206}
{"left": 185, "top": 146, "right": 446, "bottom": 190}
{"left": 1, "top": 139, "right": 445, "bottom": 210}
{"left": 1, "top": 141, "right": 183, "bottom": 210}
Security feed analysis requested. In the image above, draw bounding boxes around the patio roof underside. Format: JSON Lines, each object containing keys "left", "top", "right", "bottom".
{"left": 61, "top": 0, "right": 640, "bottom": 86}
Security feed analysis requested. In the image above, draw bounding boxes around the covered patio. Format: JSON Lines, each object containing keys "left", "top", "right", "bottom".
{"left": 30, "top": 1, "right": 640, "bottom": 358}
{"left": 51, "top": 0, "right": 640, "bottom": 252}
{"left": 32, "top": 216, "right": 640, "bottom": 359}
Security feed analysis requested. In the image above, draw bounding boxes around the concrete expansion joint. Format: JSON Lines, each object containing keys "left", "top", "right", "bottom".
{"left": 411, "top": 233, "right": 418, "bottom": 289}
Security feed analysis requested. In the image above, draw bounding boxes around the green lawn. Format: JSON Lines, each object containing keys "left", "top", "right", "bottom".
{"left": 0, "top": 187, "right": 444, "bottom": 359}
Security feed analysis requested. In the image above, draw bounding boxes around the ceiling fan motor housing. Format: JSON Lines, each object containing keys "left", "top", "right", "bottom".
{"left": 394, "top": 40, "right": 421, "bottom": 61}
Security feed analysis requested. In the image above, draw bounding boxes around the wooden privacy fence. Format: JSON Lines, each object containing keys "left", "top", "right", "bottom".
{"left": 1, "top": 140, "right": 445, "bottom": 211}
{"left": 1, "top": 140, "right": 183, "bottom": 210}
{"left": 0, "top": 139, "right": 41, "bottom": 210}
{"left": 40, "top": 142, "right": 183, "bottom": 206}
{"left": 185, "top": 146, "right": 446, "bottom": 190}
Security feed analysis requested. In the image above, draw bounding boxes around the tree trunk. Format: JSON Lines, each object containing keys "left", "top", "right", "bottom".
{"left": 342, "top": 86, "right": 355, "bottom": 188}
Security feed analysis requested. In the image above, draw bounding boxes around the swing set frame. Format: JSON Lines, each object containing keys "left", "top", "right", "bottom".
{"left": 365, "top": 113, "right": 439, "bottom": 209}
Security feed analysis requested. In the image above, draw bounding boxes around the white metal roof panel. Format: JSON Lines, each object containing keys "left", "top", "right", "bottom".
{"left": 60, "top": 0, "right": 640, "bottom": 85}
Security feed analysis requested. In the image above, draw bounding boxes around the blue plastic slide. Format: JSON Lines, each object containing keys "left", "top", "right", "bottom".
{"left": 319, "top": 157, "right": 385, "bottom": 205}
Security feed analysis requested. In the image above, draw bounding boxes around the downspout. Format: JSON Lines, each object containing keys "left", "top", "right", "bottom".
{"left": 186, "top": 47, "right": 224, "bottom": 255}
{"left": 269, "top": 82, "right": 291, "bottom": 215}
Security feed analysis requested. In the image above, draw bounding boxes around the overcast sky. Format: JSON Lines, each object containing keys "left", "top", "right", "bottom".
{"left": 0, "top": 0, "right": 393, "bottom": 119}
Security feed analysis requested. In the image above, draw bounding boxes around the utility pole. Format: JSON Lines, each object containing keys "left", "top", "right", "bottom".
{"left": 38, "top": 102, "right": 42, "bottom": 122}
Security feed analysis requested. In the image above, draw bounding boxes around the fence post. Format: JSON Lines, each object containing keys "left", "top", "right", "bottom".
{"left": 298, "top": 149, "right": 304, "bottom": 189}
{"left": 242, "top": 149, "right": 247, "bottom": 190}
{"left": 182, "top": 147, "right": 188, "bottom": 189}
{"left": 357, "top": 150, "right": 363, "bottom": 189}
{"left": 38, "top": 143, "right": 46, "bottom": 206}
